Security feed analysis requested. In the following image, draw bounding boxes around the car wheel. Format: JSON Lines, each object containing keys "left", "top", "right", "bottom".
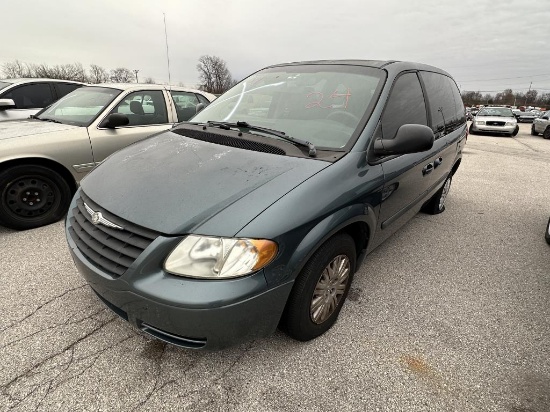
{"left": 468, "top": 124, "right": 477, "bottom": 135}
{"left": 0, "top": 165, "right": 72, "bottom": 230}
{"left": 545, "top": 218, "right": 550, "bottom": 245}
{"left": 422, "top": 175, "right": 452, "bottom": 215}
{"left": 531, "top": 125, "right": 538, "bottom": 136}
{"left": 543, "top": 127, "right": 550, "bottom": 140}
{"left": 512, "top": 126, "right": 519, "bottom": 136}
{"left": 280, "top": 233, "right": 356, "bottom": 341}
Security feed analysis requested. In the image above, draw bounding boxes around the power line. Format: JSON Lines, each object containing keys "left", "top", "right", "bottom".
{"left": 457, "top": 73, "right": 550, "bottom": 82}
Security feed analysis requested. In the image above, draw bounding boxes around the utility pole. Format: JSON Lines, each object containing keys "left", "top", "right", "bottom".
{"left": 525, "top": 82, "right": 532, "bottom": 106}
{"left": 133, "top": 69, "right": 139, "bottom": 83}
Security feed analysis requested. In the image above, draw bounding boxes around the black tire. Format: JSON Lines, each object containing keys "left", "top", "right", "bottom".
{"left": 512, "top": 126, "right": 519, "bottom": 137}
{"left": 545, "top": 218, "right": 550, "bottom": 245}
{"left": 280, "top": 234, "right": 356, "bottom": 341}
{"left": 0, "top": 165, "right": 72, "bottom": 230}
{"left": 543, "top": 127, "right": 550, "bottom": 140}
{"left": 422, "top": 175, "right": 452, "bottom": 215}
{"left": 531, "top": 125, "right": 538, "bottom": 136}
{"left": 468, "top": 124, "right": 477, "bottom": 135}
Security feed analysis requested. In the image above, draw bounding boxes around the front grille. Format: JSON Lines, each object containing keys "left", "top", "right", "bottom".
{"left": 486, "top": 121, "right": 505, "bottom": 126}
{"left": 68, "top": 192, "right": 158, "bottom": 277}
{"left": 173, "top": 128, "right": 286, "bottom": 155}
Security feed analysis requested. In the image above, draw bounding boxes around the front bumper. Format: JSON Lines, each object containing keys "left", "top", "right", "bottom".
{"left": 471, "top": 123, "right": 516, "bottom": 134}
{"left": 66, "top": 220, "right": 293, "bottom": 350}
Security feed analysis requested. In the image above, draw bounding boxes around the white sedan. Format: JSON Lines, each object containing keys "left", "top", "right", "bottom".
{"left": 469, "top": 107, "right": 518, "bottom": 137}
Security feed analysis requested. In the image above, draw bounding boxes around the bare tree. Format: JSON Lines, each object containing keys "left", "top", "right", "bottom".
{"left": 109, "top": 67, "right": 134, "bottom": 83}
{"left": 196, "top": 55, "right": 233, "bottom": 94}
{"left": 89, "top": 64, "right": 109, "bottom": 83}
{"left": 1, "top": 60, "right": 32, "bottom": 78}
{"left": 143, "top": 77, "right": 155, "bottom": 84}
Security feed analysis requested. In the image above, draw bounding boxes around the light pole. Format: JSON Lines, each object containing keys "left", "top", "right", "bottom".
{"left": 524, "top": 81, "right": 532, "bottom": 106}
{"left": 133, "top": 69, "right": 140, "bottom": 83}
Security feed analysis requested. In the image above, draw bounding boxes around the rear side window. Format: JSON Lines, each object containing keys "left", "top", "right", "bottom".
{"left": 420, "top": 72, "right": 464, "bottom": 136}
{"left": 2, "top": 83, "right": 54, "bottom": 109}
{"left": 55, "top": 83, "right": 82, "bottom": 99}
{"left": 381, "top": 72, "right": 427, "bottom": 139}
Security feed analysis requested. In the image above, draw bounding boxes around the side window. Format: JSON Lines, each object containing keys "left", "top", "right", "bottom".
{"left": 55, "top": 83, "right": 82, "bottom": 99}
{"left": 420, "top": 72, "right": 462, "bottom": 136}
{"left": 2, "top": 83, "right": 54, "bottom": 109}
{"left": 170, "top": 91, "right": 200, "bottom": 122}
{"left": 381, "top": 72, "right": 427, "bottom": 139}
{"left": 449, "top": 79, "right": 466, "bottom": 126}
{"left": 197, "top": 93, "right": 211, "bottom": 106}
{"left": 110, "top": 90, "right": 168, "bottom": 126}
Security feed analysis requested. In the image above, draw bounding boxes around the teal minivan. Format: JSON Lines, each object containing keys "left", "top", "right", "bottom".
{"left": 66, "top": 60, "right": 467, "bottom": 350}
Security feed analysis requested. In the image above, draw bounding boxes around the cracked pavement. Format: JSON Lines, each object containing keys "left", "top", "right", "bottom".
{"left": 1, "top": 123, "right": 549, "bottom": 411}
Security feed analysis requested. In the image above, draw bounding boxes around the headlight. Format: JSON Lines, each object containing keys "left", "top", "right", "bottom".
{"left": 475, "top": 120, "right": 486, "bottom": 125}
{"left": 164, "top": 235, "right": 278, "bottom": 279}
{"left": 505, "top": 121, "right": 516, "bottom": 126}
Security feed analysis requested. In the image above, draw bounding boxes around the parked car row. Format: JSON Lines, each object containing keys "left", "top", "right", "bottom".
{"left": 0, "top": 83, "right": 216, "bottom": 230}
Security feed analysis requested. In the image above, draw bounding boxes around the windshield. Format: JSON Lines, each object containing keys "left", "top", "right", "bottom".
{"left": 192, "top": 65, "right": 385, "bottom": 150}
{"left": 0, "top": 81, "right": 13, "bottom": 93}
{"left": 37, "top": 87, "right": 122, "bottom": 126}
{"left": 477, "top": 107, "right": 514, "bottom": 117}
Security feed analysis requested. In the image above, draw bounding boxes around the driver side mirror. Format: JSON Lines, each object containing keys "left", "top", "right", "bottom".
{"left": 0, "top": 98, "right": 16, "bottom": 111}
{"left": 100, "top": 113, "right": 129, "bottom": 129}
{"left": 373, "top": 124, "right": 434, "bottom": 156}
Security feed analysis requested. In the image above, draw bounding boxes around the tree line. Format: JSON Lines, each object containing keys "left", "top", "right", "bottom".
{"left": 1, "top": 55, "right": 236, "bottom": 95}
{"left": 461, "top": 88, "right": 550, "bottom": 108}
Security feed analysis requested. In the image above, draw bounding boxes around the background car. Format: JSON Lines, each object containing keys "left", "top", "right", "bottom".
{"left": 469, "top": 107, "right": 518, "bottom": 136}
{"left": 516, "top": 111, "right": 537, "bottom": 123}
{"left": 0, "top": 84, "right": 216, "bottom": 230}
{"left": 531, "top": 110, "right": 550, "bottom": 139}
{"left": 0, "top": 78, "right": 85, "bottom": 121}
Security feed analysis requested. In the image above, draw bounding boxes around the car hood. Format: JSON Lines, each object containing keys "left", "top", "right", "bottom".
{"left": 80, "top": 130, "right": 330, "bottom": 236}
{"left": 0, "top": 119, "right": 79, "bottom": 140}
{"left": 476, "top": 116, "right": 516, "bottom": 122}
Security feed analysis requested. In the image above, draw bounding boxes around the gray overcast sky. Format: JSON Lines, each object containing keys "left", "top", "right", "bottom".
{"left": 3, "top": 0, "right": 550, "bottom": 94}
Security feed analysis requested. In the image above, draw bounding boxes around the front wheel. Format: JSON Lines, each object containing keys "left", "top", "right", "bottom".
{"left": 543, "top": 127, "right": 550, "bottom": 140}
{"left": 512, "top": 126, "right": 519, "bottom": 136}
{"left": 0, "top": 165, "right": 72, "bottom": 230}
{"left": 545, "top": 218, "right": 550, "bottom": 245}
{"left": 468, "top": 124, "right": 477, "bottom": 135}
{"left": 422, "top": 175, "right": 452, "bottom": 215}
{"left": 531, "top": 125, "right": 538, "bottom": 136}
{"left": 280, "top": 234, "right": 356, "bottom": 341}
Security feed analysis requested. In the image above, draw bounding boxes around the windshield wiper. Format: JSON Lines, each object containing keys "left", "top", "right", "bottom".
{"left": 33, "top": 116, "right": 62, "bottom": 124}
{"left": 205, "top": 120, "right": 317, "bottom": 157}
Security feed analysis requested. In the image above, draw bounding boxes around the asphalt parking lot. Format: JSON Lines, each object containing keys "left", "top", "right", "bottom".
{"left": 1, "top": 122, "right": 549, "bottom": 412}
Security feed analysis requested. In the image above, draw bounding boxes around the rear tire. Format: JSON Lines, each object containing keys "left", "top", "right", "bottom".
{"left": 422, "top": 175, "right": 452, "bottom": 215}
{"left": 280, "top": 234, "right": 356, "bottom": 341}
{"left": 0, "top": 165, "right": 72, "bottom": 230}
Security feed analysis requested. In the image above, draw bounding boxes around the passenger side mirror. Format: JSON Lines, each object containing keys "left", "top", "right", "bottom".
{"left": 0, "top": 98, "right": 16, "bottom": 110}
{"left": 100, "top": 113, "right": 129, "bottom": 129}
{"left": 542, "top": 116, "right": 549, "bottom": 120}
{"left": 373, "top": 124, "right": 434, "bottom": 156}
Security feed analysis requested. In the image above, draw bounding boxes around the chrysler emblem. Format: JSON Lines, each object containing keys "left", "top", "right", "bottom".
{"left": 84, "top": 203, "right": 123, "bottom": 230}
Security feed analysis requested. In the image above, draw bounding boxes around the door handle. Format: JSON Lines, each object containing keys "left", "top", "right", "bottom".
{"left": 434, "top": 157, "right": 443, "bottom": 168}
{"left": 422, "top": 163, "right": 434, "bottom": 175}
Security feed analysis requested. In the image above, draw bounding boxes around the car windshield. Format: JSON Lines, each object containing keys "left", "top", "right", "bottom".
{"left": 36, "top": 87, "right": 122, "bottom": 126}
{"left": 0, "top": 81, "right": 13, "bottom": 92}
{"left": 477, "top": 108, "right": 514, "bottom": 117}
{"left": 192, "top": 65, "right": 385, "bottom": 150}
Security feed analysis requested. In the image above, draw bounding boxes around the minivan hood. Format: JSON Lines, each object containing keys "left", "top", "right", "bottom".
{"left": 0, "top": 119, "right": 79, "bottom": 140}
{"left": 81, "top": 130, "right": 330, "bottom": 236}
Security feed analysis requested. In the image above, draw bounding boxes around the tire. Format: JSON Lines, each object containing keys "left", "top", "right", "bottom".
{"left": 543, "top": 127, "right": 550, "bottom": 140}
{"left": 422, "top": 175, "right": 452, "bottom": 215}
{"left": 280, "top": 234, "right": 356, "bottom": 341}
{"left": 468, "top": 124, "right": 477, "bottom": 135}
{"left": 512, "top": 126, "right": 519, "bottom": 137}
{"left": 0, "top": 165, "right": 72, "bottom": 230}
{"left": 531, "top": 125, "right": 538, "bottom": 136}
{"left": 546, "top": 218, "right": 550, "bottom": 245}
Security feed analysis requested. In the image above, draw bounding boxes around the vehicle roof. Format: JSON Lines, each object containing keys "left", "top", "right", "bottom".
{"left": 265, "top": 59, "right": 453, "bottom": 78}
{"left": 0, "top": 78, "right": 86, "bottom": 85}
{"left": 88, "top": 83, "right": 211, "bottom": 95}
